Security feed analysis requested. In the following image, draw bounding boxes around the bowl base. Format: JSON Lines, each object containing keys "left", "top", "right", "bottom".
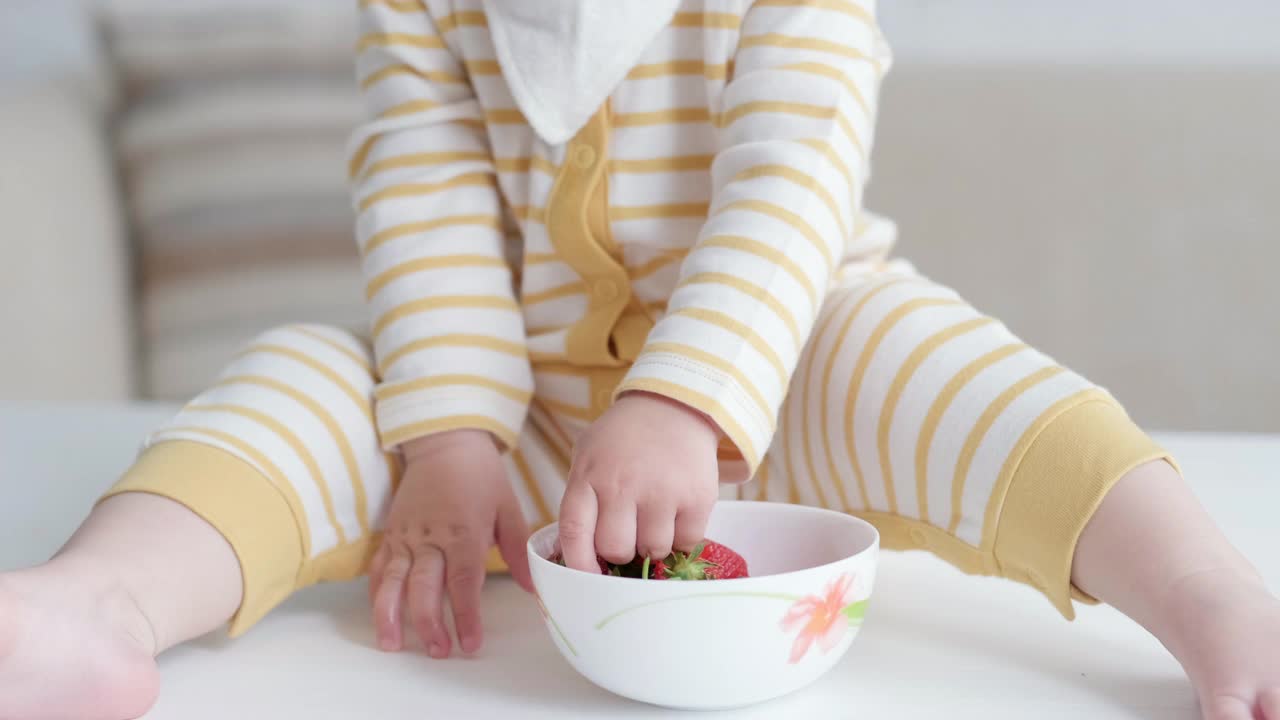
{"left": 598, "top": 675, "right": 814, "bottom": 712}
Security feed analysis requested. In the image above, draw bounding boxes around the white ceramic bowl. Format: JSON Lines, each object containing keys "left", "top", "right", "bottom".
{"left": 527, "top": 501, "right": 879, "bottom": 710}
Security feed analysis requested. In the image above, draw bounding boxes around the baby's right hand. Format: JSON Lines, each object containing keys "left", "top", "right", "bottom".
{"left": 368, "top": 429, "right": 532, "bottom": 658}
{"left": 559, "top": 392, "right": 721, "bottom": 572}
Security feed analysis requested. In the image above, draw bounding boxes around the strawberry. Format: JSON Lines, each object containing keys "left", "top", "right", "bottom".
{"left": 548, "top": 539, "right": 748, "bottom": 580}
{"left": 652, "top": 540, "right": 748, "bottom": 580}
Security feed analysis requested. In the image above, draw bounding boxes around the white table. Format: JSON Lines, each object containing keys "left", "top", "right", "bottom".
{"left": 2, "top": 404, "right": 1277, "bottom": 719}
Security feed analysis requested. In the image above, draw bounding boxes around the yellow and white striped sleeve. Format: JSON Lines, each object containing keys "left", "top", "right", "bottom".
{"left": 616, "top": 0, "right": 888, "bottom": 471}
{"left": 350, "top": 1, "right": 532, "bottom": 451}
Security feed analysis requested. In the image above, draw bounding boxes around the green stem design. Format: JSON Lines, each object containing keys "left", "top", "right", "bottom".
{"left": 536, "top": 595, "right": 578, "bottom": 657}
{"left": 842, "top": 600, "right": 869, "bottom": 623}
{"left": 594, "top": 593, "right": 870, "bottom": 631}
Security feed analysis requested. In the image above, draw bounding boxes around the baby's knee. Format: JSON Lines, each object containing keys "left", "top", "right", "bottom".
{"left": 822, "top": 273, "right": 965, "bottom": 331}
{"left": 251, "top": 324, "right": 371, "bottom": 360}
{"left": 240, "top": 324, "right": 377, "bottom": 385}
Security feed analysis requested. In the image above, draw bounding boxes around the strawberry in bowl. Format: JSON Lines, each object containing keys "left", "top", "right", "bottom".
{"left": 549, "top": 539, "right": 749, "bottom": 580}
{"left": 527, "top": 501, "right": 879, "bottom": 710}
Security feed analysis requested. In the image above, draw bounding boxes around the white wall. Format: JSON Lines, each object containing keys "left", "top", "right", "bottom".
{"left": 880, "top": 0, "right": 1280, "bottom": 65}
{"left": 0, "top": 0, "right": 111, "bottom": 104}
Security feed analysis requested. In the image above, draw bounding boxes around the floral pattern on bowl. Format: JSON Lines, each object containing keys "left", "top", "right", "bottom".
{"left": 780, "top": 573, "right": 859, "bottom": 663}
{"left": 579, "top": 571, "right": 868, "bottom": 665}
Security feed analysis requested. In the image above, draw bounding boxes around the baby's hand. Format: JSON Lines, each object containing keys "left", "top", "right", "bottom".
{"left": 368, "top": 429, "right": 532, "bottom": 658}
{"left": 559, "top": 392, "right": 721, "bottom": 572}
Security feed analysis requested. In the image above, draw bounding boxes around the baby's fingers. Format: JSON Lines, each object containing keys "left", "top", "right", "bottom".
{"left": 1260, "top": 689, "right": 1280, "bottom": 720}
{"left": 1205, "top": 695, "right": 1252, "bottom": 720}
{"left": 674, "top": 503, "right": 713, "bottom": 552}
{"left": 367, "top": 541, "right": 389, "bottom": 607}
{"left": 407, "top": 542, "right": 449, "bottom": 659}
{"left": 496, "top": 493, "right": 534, "bottom": 593}
{"left": 558, "top": 480, "right": 599, "bottom": 573}
{"left": 637, "top": 503, "right": 675, "bottom": 561}
{"left": 444, "top": 531, "right": 488, "bottom": 654}
{"left": 372, "top": 544, "right": 411, "bottom": 651}
{"left": 596, "top": 494, "right": 638, "bottom": 565}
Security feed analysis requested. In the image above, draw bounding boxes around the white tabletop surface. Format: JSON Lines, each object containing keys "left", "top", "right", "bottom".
{"left": 2, "top": 403, "right": 1277, "bottom": 720}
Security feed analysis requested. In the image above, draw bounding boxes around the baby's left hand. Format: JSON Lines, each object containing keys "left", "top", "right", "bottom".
{"left": 559, "top": 392, "right": 721, "bottom": 572}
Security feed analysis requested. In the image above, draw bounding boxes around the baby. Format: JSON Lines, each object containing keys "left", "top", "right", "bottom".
{"left": 1, "top": 1, "right": 1277, "bottom": 719}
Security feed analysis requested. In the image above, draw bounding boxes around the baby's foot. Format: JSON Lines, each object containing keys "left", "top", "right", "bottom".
{"left": 0, "top": 568, "right": 160, "bottom": 720}
{"left": 1160, "top": 570, "right": 1280, "bottom": 720}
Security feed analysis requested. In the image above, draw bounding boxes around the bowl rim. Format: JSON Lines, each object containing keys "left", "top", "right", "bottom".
{"left": 526, "top": 500, "right": 880, "bottom": 585}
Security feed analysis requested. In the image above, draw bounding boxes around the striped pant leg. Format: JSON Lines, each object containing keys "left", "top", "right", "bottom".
{"left": 755, "top": 262, "right": 1174, "bottom": 617}
{"left": 507, "top": 400, "right": 574, "bottom": 534}
{"left": 104, "top": 324, "right": 399, "bottom": 635}
{"left": 105, "top": 324, "right": 568, "bottom": 635}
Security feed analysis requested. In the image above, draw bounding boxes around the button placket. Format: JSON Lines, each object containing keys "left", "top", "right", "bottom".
{"left": 546, "top": 102, "right": 632, "bottom": 367}
{"left": 573, "top": 144, "right": 597, "bottom": 169}
{"left": 594, "top": 388, "right": 613, "bottom": 411}
{"left": 592, "top": 277, "right": 620, "bottom": 302}
{"left": 587, "top": 370, "right": 626, "bottom": 416}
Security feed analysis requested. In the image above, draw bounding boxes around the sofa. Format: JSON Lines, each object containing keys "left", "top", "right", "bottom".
{"left": 1, "top": 0, "right": 1276, "bottom": 432}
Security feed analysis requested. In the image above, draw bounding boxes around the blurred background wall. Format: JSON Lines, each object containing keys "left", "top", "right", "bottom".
{"left": 0, "top": 0, "right": 1275, "bottom": 431}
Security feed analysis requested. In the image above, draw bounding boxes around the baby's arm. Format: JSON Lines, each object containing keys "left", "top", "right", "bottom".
{"left": 350, "top": 2, "right": 534, "bottom": 655}
{"left": 561, "top": 0, "right": 887, "bottom": 569}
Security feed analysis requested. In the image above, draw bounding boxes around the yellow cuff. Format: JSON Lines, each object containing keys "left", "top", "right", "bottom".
{"left": 992, "top": 399, "right": 1176, "bottom": 619}
{"left": 101, "top": 441, "right": 306, "bottom": 637}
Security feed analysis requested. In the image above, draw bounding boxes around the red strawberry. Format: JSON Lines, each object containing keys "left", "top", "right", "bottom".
{"left": 549, "top": 538, "right": 748, "bottom": 579}
{"left": 652, "top": 540, "right": 748, "bottom": 580}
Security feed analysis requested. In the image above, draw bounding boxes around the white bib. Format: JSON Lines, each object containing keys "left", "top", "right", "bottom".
{"left": 481, "top": 0, "right": 680, "bottom": 146}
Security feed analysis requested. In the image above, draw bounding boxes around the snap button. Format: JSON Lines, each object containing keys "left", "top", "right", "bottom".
{"left": 909, "top": 528, "right": 929, "bottom": 548}
{"left": 592, "top": 278, "right": 620, "bottom": 302}
{"left": 594, "top": 389, "right": 613, "bottom": 410}
{"left": 573, "top": 144, "right": 597, "bottom": 169}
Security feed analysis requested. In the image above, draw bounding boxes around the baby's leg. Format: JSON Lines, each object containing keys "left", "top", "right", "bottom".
{"left": 759, "top": 263, "right": 1278, "bottom": 719}
{"left": 0, "top": 493, "right": 238, "bottom": 720}
{"left": 760, "top": 262, "right": 1135, "bottom": 608}
{"left": 1074, "top": 461, "right": 1280, "bottom": 720}
{"left": 0, "top": 325, "right": 394, "bottom": 720}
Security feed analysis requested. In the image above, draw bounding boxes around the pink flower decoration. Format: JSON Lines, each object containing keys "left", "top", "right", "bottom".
{"left": 780, "top": 573, "right": 856, "bottom": 664}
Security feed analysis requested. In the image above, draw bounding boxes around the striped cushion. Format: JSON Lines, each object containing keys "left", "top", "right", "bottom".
{"left": 102, "top": 0, "right": 357, "bottom": 97}
{"left": 102, "top": 0, "right": 368, "bottom": 399}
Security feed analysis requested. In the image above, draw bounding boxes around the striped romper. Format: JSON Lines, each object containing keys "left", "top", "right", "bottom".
{"left": 106, "top": 0, "right": 1172, "bottom": 635}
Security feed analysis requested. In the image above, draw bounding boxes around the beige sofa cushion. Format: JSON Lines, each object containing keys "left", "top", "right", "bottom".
{"left": 0, "top": 83, "right": 133, "bottom": 401}
{"left": 103, "top": 0, "right": 366, "bottom": 399}
{"left": 869, "top": 65, "right": 1280, "bottom": 432}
